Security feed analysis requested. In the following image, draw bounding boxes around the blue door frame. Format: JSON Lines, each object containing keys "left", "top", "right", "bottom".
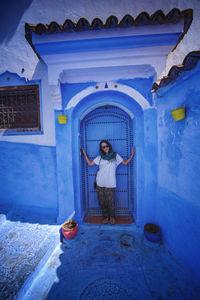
{"left": 55, "top": 88, "right": 156, "bottom": 226}
{"left": 81, "top": 105, "right": 134, "bottom": 217}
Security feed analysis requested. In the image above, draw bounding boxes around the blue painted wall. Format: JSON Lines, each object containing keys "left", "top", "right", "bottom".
{"left": 61, "top": 82, "right": 93, "bottom": 109}
{"left": 34, "top": 33, "right": 181, "bottom": 56}
{"left": 118, "top": 77, "right": 154, "bottom": 105}
{"left": 0, "top": 142, "right": 58, "bottom": 217}
{"left": 54, "top": 110, "right": 75, "bottom": 223}
{"left": 155, "top": 64, "right": 200, "bottom": 282}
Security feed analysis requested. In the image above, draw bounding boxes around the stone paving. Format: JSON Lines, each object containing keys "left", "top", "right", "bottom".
{"left": 0, "top": 213, "right": 59, "bottom": 300}
{"left": 18, "top": 224, "right": 200, "bottom": 300}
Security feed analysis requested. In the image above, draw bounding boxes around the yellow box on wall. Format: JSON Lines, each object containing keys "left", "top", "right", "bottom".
{"left": 58, "top": 115, "right": 67, "bottom": 124}
{"left": 171, "top": 107, "right": 185, "bottom": 121}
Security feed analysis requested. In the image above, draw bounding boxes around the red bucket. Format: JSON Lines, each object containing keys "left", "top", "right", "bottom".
{"left": 62, "top": 220, "right": 78, "bottom": 239}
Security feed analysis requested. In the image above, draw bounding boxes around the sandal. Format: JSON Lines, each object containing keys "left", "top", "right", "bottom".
{"left": 110, "top": 217, "right": 115, "bottom": 225}
{"left": 103, "top": 217, "right": 109, "bottom": 224}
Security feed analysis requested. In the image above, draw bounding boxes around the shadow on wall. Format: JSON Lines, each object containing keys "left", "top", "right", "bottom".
{"left": 31, "top": 60, "right": 48, "bottom": 80}
{"left": 0, "top": 0, "right": 33, "bottom": 44}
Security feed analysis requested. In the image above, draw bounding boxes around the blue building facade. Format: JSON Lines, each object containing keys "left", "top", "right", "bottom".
{"left": 0, "top": 9, "right": 200, "bottom": 281}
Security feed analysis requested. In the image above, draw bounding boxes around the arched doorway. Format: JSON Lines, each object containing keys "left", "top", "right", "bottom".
{"left": 80, "top": 105, "right": 134, "bottom": 218}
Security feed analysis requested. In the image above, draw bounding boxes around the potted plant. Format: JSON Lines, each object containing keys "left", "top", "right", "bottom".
{"left": 144, "top": 223, "right": 161, "bottom": 243}
{"left": 58, "top": 115, "right": 67, "bottom": 124}
{"left": 171, "top": 107, "right": 185, "bottom": 121}
{"left": 62, "top": 219, "right": 78, "bottom": 239}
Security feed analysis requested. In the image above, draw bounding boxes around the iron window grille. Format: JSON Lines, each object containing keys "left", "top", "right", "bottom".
{"left": 0, "top": 84, "right": 41, "bottom": 132}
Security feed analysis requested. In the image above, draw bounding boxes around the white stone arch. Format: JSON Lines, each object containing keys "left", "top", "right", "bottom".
{"left": 65, "top": 82, "right": 151, "bottom": 111}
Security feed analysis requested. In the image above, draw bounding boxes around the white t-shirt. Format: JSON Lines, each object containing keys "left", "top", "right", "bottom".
{"left": 93, "top": 154, "right": 123, "bottom": 188}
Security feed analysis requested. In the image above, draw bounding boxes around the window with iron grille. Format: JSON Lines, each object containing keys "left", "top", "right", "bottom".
{"left": 0, "top": 84, "right": 41, "bottom": 132}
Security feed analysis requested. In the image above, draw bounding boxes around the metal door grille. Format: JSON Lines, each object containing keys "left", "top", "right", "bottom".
{"left": 81, "top": 105, "right": 134, "bottom": 216}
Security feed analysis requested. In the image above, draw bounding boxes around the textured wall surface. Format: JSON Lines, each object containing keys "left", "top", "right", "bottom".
{"left": 156, "top": 65, "right": 200, "bottom": 205}
{"left": 0, "top": 142, "right": 58, "bottom": 216}
{"left": 155, "top": 64, "right": 200, "bottom": 281}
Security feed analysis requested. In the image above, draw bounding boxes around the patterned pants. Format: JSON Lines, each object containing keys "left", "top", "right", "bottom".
{"left": 96, "top": 185, "right": 115, "bottom": 218}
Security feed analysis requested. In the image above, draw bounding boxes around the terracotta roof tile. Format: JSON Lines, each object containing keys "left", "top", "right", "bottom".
{"left": 152, "top": 51, "right": 200, "bottom": 92}
{"left": 63, "top": 19, "right": 76, "bottom": 32}
{"left": 26, "top": 8, "right": 192, "bottom": 34}
{"left": 25, "top": 9, "right": 193, "bottom": 62}
{"left": 25, "top": 8, "right": 193, "bottom": 34}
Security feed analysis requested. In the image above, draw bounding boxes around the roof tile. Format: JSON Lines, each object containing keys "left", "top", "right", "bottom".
{"left": 25, "top": 8, "right": 193, "bottom": 35}
{"left": 152, "top": 51, "right": 200, "bottom": 92}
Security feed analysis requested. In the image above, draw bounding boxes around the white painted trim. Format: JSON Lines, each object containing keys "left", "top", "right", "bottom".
{"left": 65, "top": 82, "right": 151, "bottom": 111}
{"left": 45, "top": 46, "right": 173, "bottom": 66}
{"left": 46, "top": 46, "right": 170, "bottom": 84}
{"left": 59, "top": 64, "right": 156, "bottom": 84}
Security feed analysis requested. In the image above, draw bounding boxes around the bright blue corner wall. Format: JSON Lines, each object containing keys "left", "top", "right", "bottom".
{"left": 0, "top": 142, "right": 58, "bottom": 217}
{"left": 155, "top": 65, "right": 200, "bottom": 282}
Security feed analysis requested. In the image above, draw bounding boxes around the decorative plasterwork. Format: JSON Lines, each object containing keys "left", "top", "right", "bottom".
{"left": 65, "top": 82, "right": 151, "bottom": 111}
{"left": 152, "top": 51, "right": 200, "bottom": 92}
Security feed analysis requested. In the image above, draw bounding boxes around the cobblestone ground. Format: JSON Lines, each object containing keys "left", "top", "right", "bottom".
{"left": 1, "top": 217, "right": 200, "bottom": 300}
{"left": 0, "top": 213, "right": 59, "bottom": 300}
{"left": 22, "top": 224, "right": 200, "bottom": 300}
